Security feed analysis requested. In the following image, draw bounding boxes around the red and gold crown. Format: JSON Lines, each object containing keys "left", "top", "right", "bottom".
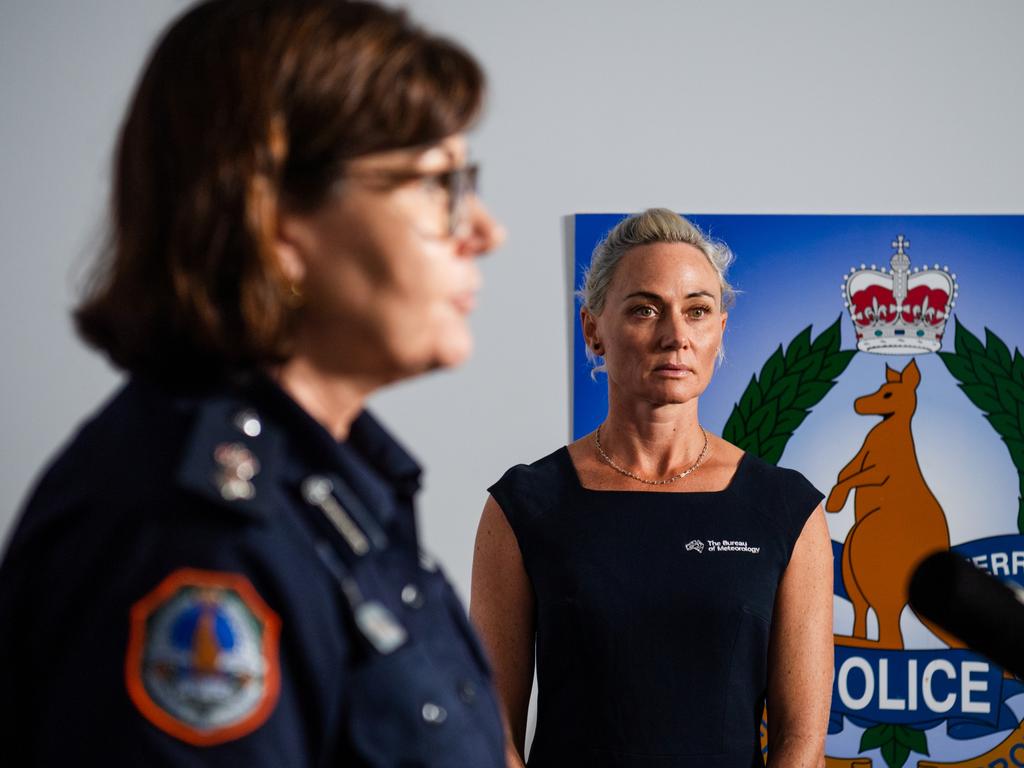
{"left": 842, "top": 235, "right": 957, "bottom": 355}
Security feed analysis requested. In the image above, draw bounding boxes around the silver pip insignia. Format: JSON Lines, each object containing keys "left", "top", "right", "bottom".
{"left": 214, "top": 442, "right": 260, "bottom": 501}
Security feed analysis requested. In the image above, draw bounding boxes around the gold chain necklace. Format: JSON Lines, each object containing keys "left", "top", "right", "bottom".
{"left": 595, "top": 424, "right": 710, "bottom": 485}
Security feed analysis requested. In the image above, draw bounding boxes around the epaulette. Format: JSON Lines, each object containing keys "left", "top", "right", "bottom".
{"left": 175, "top": 396, "right": 284, "bottom": 519}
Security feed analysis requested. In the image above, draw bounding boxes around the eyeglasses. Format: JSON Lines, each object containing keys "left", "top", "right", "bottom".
{"left": 343, "top": 163, "right": 480, "bottom": 237}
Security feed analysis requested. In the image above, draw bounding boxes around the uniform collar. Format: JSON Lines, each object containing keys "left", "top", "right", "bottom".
{"left": 245, "top": 375, "right": 423, "bottom": 518}
{"left": 346, "top": 410, "right": 423, "bottom": 497}
{"left": 168, "top": 374, "right": 422, "bottom": 526}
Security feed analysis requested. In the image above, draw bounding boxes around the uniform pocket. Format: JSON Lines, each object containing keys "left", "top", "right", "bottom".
{"left": 348, "top": 643, "right": 462, "bottom": 765}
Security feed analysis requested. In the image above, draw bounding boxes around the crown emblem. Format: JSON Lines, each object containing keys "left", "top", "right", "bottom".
{"left": 841, "top": 235, "right": 958, "bottom": 355}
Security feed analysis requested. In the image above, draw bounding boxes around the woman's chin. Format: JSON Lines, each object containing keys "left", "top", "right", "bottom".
{"left": 397, "top": 328, "right": 474, "bottom": 378}
{"left": 434, "top": 329, "right": 474, "bottom": 369}
{"left": 644, "top": 381, "right": 704, "bottom": 406}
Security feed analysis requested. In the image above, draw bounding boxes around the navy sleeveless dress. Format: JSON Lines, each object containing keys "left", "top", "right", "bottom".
{"left": 489, "top": 447, "right": 823, "bottom": 768}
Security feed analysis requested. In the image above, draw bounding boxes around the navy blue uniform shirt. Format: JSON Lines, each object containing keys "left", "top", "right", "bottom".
{"left": 0, "top": 375, "right": 505, "bottom": 766}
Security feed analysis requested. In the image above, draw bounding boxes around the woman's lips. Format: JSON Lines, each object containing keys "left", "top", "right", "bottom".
{"left": 653, "top": 364, "right": 693, "bottom": 377}
{"left": 451, "top": 292, "right": 478, "bottom": 314}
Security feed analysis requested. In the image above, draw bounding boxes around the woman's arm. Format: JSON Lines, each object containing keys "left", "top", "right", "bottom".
{"left": 766, "top": 504, "right": 834, "bottom": 767}
{"left": 470, "top": 495, "right": 536, "bottom": 765}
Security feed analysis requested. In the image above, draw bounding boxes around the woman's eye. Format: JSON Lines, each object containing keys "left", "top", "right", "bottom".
{"left": 688, "top": 305, "right": 711, "bottom": 319}
{"left": 632, "top": 306, "right": 656, "bottom": 318}
{"left": 419, "top": 174, "right": 447, "bottom": 195}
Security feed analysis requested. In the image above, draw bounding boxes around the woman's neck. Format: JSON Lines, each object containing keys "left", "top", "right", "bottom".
{"left": 600, "top": 395, "right": 706, "bottom": 478}
{"left": 269, "top": 355, "right": 379, "bottom": 441}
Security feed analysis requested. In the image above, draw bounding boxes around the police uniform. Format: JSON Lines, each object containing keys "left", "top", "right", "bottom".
{"left": 0, "top": 375, "right": 506, "bottom": 766}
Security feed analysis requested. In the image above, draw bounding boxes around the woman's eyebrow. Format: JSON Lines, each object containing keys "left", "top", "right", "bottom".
{"left": 622, "top": 289, "right": 716, "bottom": 302}
{"left": 622, "top": 290, "right": 664, "bottom": 302}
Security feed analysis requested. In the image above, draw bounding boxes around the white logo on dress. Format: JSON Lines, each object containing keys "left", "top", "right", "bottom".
{"left": 706, "top": 538, "right": 761, "bottom": 554}
{"left": 685, "top": 539, "right": 705, "bottom": 553}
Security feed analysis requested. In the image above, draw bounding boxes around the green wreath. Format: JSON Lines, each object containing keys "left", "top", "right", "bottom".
{"left": 721, "top": 315, "right": 855, "bottom": 463}
{"left": 723, "top": 316, "right": 1024, "bottom": 768}
{"left": 938, "top": 318, "right": 1024, "bottom": 535}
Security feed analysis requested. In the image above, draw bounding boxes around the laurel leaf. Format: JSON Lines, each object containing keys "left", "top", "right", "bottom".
{"left": 995, "top": 378, "right": 1024, "bottom": 425}
{"left": 987, "top": 413, "right": 1020, "bottom": 439}
{"left": 960, "top": 383, "right": 1002, "bottom": 415}
{"left": 784, "top": 326, "right": 812, "bottom": 367}
{"left": 938, "top": 351, "right": 977, "bottom": 385}
{"left": 757, "top": 401, "right": 779, "bottom": 444}
{"left": 760, "top": 434, "right": 789, "bottom": 465}
{"left": 760, "top": 346, "right": 786, "bottom": 391}
{"left": 793, "top": 380, "right": 835, "bottom": 409}
{"left": 819, "top": 350, "right": 857, "bottom": 381}
{"left": 894, "top": 725, "right": 929, "bottom": 755}
{"left": 811, "top": 316, "right": 843, "bottom": 354}
{"left": 881, "top": 739, "right": 911, "bottom": 768}
{"left": 974, "top": 356, "right": 1004, "bottom": 389}
{"left": 790, "top": 348, "right": 825, "bottom": 377}
{"left": 1005, "top": 439, "right": 1024, "bottom": 472}
{"left": 765, "top": 373, "right": 800, "bottom": 411}
{"left": 738, "top": 374, "right": 762, "bottom": 419}
{"left": 1013, "top": 350, "right": 1024, "bottom": 386}
{"left": 986, "top": 328, "right": 1013, "bottom": 372}
{"left": 775, "top": 409, "right": 810, "bottom": 434}
{"left": 954, "top": 318, "right": 985, "bottom": 360}
{"left": 859, "top": 724, "right": 893, "bottom": 752}
{"left": 722, "top": 409, "right": 744, "bottom": 443}
{"left": 747, "top": 403, "right": 769, "bottom": 435}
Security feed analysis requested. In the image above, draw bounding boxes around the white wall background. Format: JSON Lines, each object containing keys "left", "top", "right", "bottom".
{"left": 2, "top": 0, "right": 1023, "bottom": 748}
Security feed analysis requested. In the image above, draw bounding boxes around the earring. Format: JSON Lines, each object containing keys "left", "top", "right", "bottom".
{"left": 285, "top": 282, "right": 304, "bottom": 308}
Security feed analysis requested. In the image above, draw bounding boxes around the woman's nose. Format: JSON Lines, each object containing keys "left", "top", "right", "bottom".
{"left": 456, "top": 195, "right": 506, "bottom": 256}
{"left": 659, "top": 312, "right": 689, "bottom": 350}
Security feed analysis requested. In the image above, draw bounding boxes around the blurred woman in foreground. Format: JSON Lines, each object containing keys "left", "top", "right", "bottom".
{"left": 0, "top": 1, "right": 508, "bottom": 765}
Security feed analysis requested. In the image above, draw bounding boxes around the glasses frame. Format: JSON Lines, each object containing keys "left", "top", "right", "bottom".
{"left": 342, "top": 162, "right": 480, "bottom": 237}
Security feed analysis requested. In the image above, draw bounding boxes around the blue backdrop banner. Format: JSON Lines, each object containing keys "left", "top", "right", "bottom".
{"left": 572, "top": 213, "right": 1024, "bottom": 767}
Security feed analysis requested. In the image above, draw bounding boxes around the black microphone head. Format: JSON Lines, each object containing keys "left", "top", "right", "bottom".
{"left": 908, "top": 550, "right": 961, "bottom": 619}
{"left": 909, "top": 549, "right": 1024, "bottom": 678}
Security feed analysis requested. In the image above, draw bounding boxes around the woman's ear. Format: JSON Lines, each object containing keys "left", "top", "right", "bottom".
{"left": 581, "top": 307, "right": 602, "bottom": 355}
{"left": 274, "top": 211, "right": 313, "bottom": 285}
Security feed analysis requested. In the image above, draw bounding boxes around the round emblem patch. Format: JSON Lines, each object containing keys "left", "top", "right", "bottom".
{"left": 125, "top": 568, "right": 281, "bottom": 746}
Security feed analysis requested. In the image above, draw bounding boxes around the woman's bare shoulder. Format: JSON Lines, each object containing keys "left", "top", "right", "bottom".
{"left": 705, "top": 432, "right": 745, "bottom": 468}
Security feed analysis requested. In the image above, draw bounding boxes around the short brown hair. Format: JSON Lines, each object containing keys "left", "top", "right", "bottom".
{"left": 75, "top": 0, "right": 485, "bottom": 385}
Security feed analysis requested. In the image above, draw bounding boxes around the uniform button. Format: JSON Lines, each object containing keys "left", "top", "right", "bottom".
{"left": 233, "top": 409, "right": 262, "bottom": 437}
{"left": 421, "top": 702, "right": 447, "bottom": 724}
{"left": 301, "top": 475, "right": 333, "bottom": 505}
{"left": 457, "top": 679, "right": 477, "bottom": 704}
{"left": 401, "top": 584, "right": 424, "bottom": 609}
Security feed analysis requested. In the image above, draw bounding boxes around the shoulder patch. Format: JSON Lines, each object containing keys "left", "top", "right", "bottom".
{"left": 125, "top": 568, "right": 282, "bottom": 746}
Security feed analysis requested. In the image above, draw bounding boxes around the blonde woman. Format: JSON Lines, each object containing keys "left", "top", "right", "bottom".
{"left": 471, "top": 209, "right": 833, "bottom": 768}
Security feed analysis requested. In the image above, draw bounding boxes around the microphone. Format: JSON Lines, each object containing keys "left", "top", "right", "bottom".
{"left": 908, "top": 550, "right": 1024, "bottom": 679}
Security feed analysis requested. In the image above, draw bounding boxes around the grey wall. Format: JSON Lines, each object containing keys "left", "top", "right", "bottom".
{"left": 2, "top": 1, "right": 1023, "bottom": 742}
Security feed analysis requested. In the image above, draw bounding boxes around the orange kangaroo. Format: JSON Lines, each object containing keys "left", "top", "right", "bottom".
{"left": 826, "top": 359, "right": 960, "bottom": 649}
